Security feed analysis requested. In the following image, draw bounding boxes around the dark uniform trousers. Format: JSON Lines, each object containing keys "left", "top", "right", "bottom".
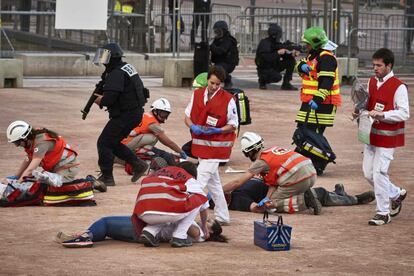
{"left": 258, "top": 54, "right": 295, "bottom": 86}
{"left": 98, "top": 108, "right": 143, "bottom": 176}
{"left": 215, "top": 62, "right": 236, "bottom": 87}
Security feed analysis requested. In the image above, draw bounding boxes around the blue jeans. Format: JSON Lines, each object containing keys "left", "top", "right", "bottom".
{"left": 88, "top": 216, "right": 138, "bottom": 243}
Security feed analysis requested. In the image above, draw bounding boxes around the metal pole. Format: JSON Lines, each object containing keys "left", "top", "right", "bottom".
{"left": 335, "top": 0, "right": 341, "bottom": 44}
{"left": 172, "top": 0, "right": 176, "bottom": 57}
{"left": 177, "top": 0, "right": 181, "bottom": 58}
{"left": 323, "top": 0, "right": 328, "bottom": 31}
{"left": 350, "top": 0, "right": 359, "bottom": 57}
{"left": 161, "top": 0, "right": 165, "bottom": 52}
{"left": 307, "top": 0, "right": 312, "bottom": 28}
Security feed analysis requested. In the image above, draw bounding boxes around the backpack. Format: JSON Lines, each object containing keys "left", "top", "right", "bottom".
{"left": 292, "top": 111, "right": 336, "bottom": 175}
{"left": 43, "top": 177, "right": 96, "bottom": 206}
{"left": 226, "top": 88, "right": 252, "bottom": 126}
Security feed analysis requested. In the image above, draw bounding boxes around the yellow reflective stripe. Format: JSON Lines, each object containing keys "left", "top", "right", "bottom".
{"left": 317, "top": 71, "right": 335, "bottom": 77}
{"left": 315, "top": 88, "right": 330, "bottom": 98}
{"left": 43, "top": 191, "right": 94, "bottom": 201}
{"left": 303, "top": 144, "right": 330, "bottom": 160}
{"left": 122, "top": 5, "right": 133, "bottom": 13}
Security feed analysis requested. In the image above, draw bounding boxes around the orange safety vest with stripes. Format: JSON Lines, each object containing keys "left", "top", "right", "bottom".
{"left": 368, "top": 76, "right": 405, "bottom": 148}
{"left": 190, "top": 88, "right": 236, "bottom": 159}
{"left": 131, "top": 166, "right": 208, "bottom": 236}
{"left": 122, "top": 112, "right": 160, "bottom": 144}
{"left": 259, "top": 147, "right": 315, "bottom": 187}
{"left": 300, "top": 50, "right": 341, "bottom": 106}
{"left": 24, "top": 133, "right": 78, "bottom": 172}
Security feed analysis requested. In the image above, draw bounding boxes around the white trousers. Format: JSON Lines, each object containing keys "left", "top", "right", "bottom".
{"left": 197, "top": 160, "right": 230, "bottom": 223}
{"left": 362, "top": 144, "right": 401, "bottom": 215}
{"left": 140, "top": 207, "right": 200, "bottom": 239}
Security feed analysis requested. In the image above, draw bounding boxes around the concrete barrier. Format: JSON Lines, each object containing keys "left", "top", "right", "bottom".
{"left": 337, "top": 57, "right": 359, "bottom": 82}
{"left": 16, "top": 52, "right": 194, "bottom": 77}
{"left": 162, "top": 58, "right": 194, "bottom": 87}
{"left": 0, "top": 59, "right": 23, "bottom": 88}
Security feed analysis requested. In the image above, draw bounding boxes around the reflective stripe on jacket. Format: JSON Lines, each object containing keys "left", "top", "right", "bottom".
{"left": 25, "top": 133, "right": 78, "bottom": 172}
{"left": 131, "top": 166, "right": 208, "bottom": 236}
{"left": 300, "top": 50, "right": 341, "bottom": 106}
{"left": 259, "top": 147, "right": 315, "bottom": 187}
{"left": 190, "top": 88, "right": 236, "bottom": 159}
{"left": 368, "top": 76, "right": 405, "bottom": 148}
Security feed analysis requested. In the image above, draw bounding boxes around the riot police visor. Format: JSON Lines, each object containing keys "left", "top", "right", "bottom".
{"left": 93, "top": 48, "right": 112, "bottom": 65}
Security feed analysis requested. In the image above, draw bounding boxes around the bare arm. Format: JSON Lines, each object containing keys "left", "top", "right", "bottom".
{"left": 15, "top": 158, "right": 31, "bottom": 178}
{"left": 265, "top": 186, "right": 276, "bottom": 199}
{"left": 223, "top": 171, "right": 255, "bottom": 193}
{"left": 199, "top": 208, "right": 209, "bottom": 240}
{"left": 157, "top": 132, "right": 183, "bottom": 154}
{"left": 19, "top": 158, "right": 42, "bottom": 181}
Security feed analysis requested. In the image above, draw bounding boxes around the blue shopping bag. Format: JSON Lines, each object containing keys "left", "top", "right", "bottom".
{"left": 254, "top": 212, "right": 292, "bottom": 251}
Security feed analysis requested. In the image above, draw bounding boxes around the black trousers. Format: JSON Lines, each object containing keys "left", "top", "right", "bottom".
{"left": 191, "top": 14, "right": 210, "bottom": 45}
{"left": 257, "top": 55, "right": 295, "bottom": 85}
{"left": 407, "top": 16, "right": 414, "bottom": 52}
{"left": 229, "top": 179, "right": 269, "bottom": 212}
{"left": 97, "top": 108, "right": 143, "bottom": 176}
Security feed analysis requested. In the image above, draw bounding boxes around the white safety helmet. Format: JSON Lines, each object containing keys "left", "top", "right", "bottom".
{"left": 6, "top": 120, "right": 32, "bottom": 143}
{"left": 240, "top": 132, "right": 264, "bottom": 156}
{"left": 151, "top": 98, "right": 171, "bottom": 113}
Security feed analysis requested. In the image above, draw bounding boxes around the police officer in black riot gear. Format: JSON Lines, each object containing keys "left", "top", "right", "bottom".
{"left": 255, "top": 23, "right": 298, "bottom": 90}
{"left": 210, "top": 20, "right": 239, "bottom": 88}
{"left": 92, "top": 42, "right": 149, "bottom": 187}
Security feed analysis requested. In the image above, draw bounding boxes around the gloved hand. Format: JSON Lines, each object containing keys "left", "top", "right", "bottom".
{"left": 301, "top": 63, "right": 312, "bottom": 74}
{"left": 204, "top": 127, "right": 222, "bottom": 135}
{"left": 6, "top": 175, "right": 18, "bottom": 180}
{"left": 309, "top": 99, "right": 318, "bottom": 110}
{"left": 190, "top": 124, "right": 204, "bottom": 135}
{"left": 257, "top": 197, "right": 271, "bottom": 207}
{"left": 179, "top": 151, "right": 188, "bottom": 160}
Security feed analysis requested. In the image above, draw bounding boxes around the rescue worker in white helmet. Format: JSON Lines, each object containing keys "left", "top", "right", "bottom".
{"left": 5, "top": 120, "right": 79, "bottom": 187}
{"left": 295, "top": 27, "right": 341, "bottom": 134}
{"left": 224, "top": 132, "right": 322, "bottom": 215}
{"left": 118, "top": 98, "right": 188, "bottom": 165}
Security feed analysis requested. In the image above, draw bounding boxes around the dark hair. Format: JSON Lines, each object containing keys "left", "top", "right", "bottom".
{"left": 27, "top": 128, "right": 59, "bottom": 140}
{"left": 372, "top": 48, "right": 394, "bottom": 68}
{"left": 207, "top": 65, "right": 226, "bottom": 83}
{"left": 206, "top": 220, "right": 228, "bottom": 243}
{"left": 175, "top": 161, "right": 198, "bottom": 178}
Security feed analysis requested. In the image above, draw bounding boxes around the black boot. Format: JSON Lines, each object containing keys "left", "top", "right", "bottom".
{"left": 280, "top": 81, "right": 297, "bottom": 91}
{"left": 97, "top": 174, "right": 115, "bottom": 187}
{"left": 131, "top": 159, "right": 149, "bottom": 182}
{"left": 259, "top": 83, "right": 267, "bottom": 90}
{"left": 304, "top": 189, "right": 322, "bottom": 215}
{"left": 356, "top": 191, "right": 375, "bottom": 204}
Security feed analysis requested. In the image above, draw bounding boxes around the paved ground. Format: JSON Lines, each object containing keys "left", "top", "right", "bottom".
{"left": 0, "top": 71, "right": 413, "bottom": 275}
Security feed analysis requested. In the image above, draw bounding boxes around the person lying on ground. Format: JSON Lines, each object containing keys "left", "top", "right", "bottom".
{"left": 59, "top": 162, "right": 227, "bottom": 248}
{"left": 211, "top": 178, "right": 375, "bottom": 213}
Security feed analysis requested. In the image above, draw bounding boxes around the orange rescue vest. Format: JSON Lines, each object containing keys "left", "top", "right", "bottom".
{"left": 300, "top": 50, "right": 341, "bottom": 106}
{"left": 259, "top": 147, "right": 314, "bottom": 187}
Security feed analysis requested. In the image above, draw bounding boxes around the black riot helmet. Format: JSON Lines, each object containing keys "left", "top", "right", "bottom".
{"left": 213, "top": 20, "right": 229, "bottom": 31}
{"left": 213, "top": 21, "right": 229, "bottom": 39}
{"left": 268, "top": 23, "right": 283, "bottom": 42}
{"left": 93, "top": 42, "right": 124, "bottom": 65}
